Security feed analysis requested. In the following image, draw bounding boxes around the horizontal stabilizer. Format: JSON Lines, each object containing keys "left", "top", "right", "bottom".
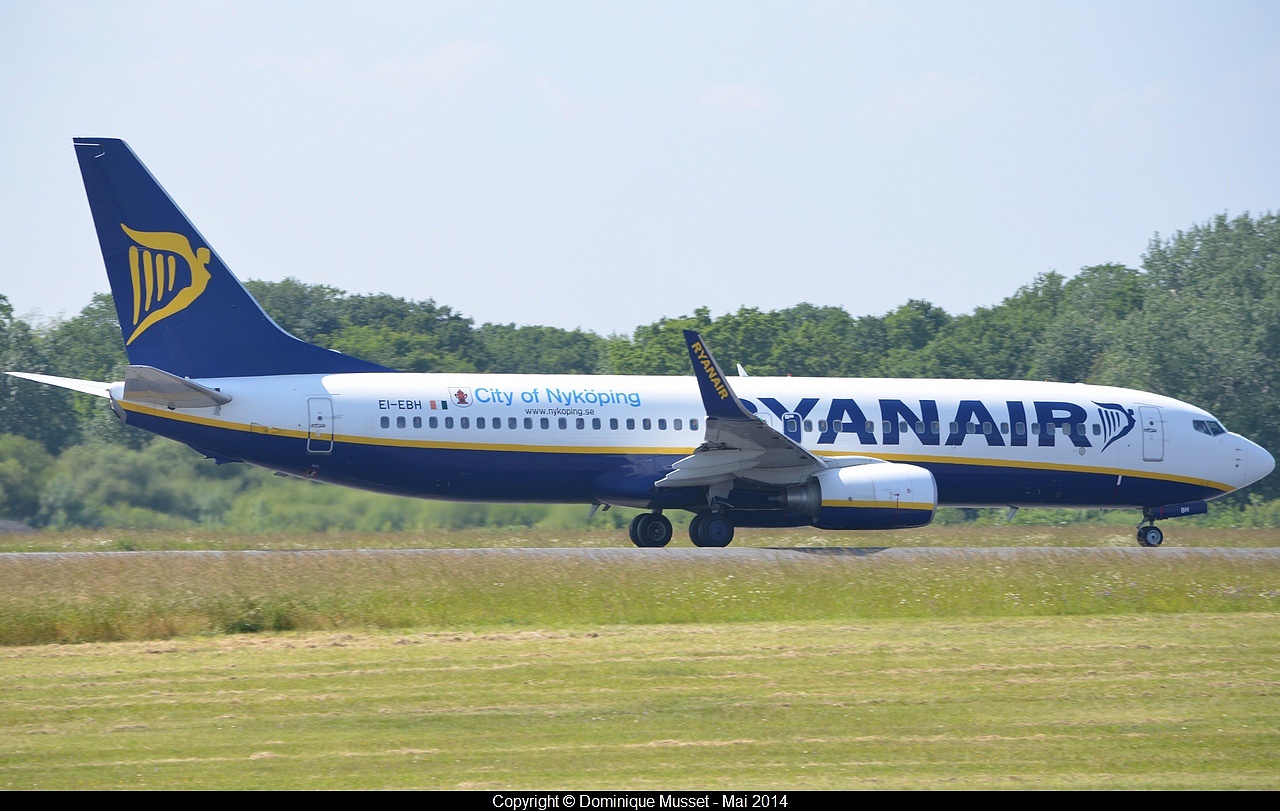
{"left": 6, "top": 371, "right": 111, "bottom": 398}
{"left": 123, "top": 365, "right": 232, "bottom": 409}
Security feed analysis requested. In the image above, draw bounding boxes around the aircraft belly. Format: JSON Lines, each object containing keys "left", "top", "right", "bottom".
{"left": 925, "top": 460, "right": 1220, "bottom": 508}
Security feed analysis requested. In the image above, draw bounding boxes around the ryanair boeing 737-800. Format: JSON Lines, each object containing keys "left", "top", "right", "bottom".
{"left": 9, "top": 139, "right": 1275, "bottom": 548}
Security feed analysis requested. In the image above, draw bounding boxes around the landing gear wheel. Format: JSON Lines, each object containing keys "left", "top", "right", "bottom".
{"left": 688, "top": 513, "right": 707, "bottom": 545}
{"left": 630, "top": 513, "right": 672, "bottom": 548}
{"left": 692, "top": 514, "right": 735, "bottom": 548}
{"left": 1138, "top": 525, "right": 1164, "bottom": 548}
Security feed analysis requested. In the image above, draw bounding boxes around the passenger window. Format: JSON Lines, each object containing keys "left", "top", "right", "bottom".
{"left": 674, "top": 419, "right": 682, "bottom": 430}
{"left": 592, "top": 418, "right": 601, "bottom": 429}
{"left": 690, "top": 419, "right": 699, "bottom": 430}
{"left": 627, "top": 418, "right": 635, "bottom": 430}
{"left": 460, "top": 417, "right": 470, "bottom": 429}
{"left": 429, "top": 416, "right": 438, "bottom": 429}
{"left": 1000, "top": 422, "right": 1008, "bottom": 434}
{"left": 509, "top": 417, "right": 517, "bottom": 429}
{"left": 818, "top": 420, "right": 827, "bottom": 432}
{"left": 524, "top": 417, "right": 533, "bottom": 429}
{"left": 1075, "top": 424, "right": 1084, "bottom": 437}
{"left": 833, "top": 421, "right": 843, "bottom": 433}
{"left": 445, "top": 417, "right": 454, "bottom": 429}
{"left": 804, "top": 420, "right": 813, "bottom": 433}
{"left": 558, "top": 417, "right": 568, "bottom": 429}
{"left": 493, "top": 417, "right": 501, "bottom": 430}
{"left": 949, "top": 422, "right": 958, "bottom": 434}
{"left": 576, "top": 418, "right": 585, "bottom": 429}
{"left": 1031, "top": 422, "right": 1039, "bottom": 434}
{"left": 983, "top": 422, "right": 992, "bottom": 434}
{"left": 413, "top": 416, "right": 422, "bottom": 429}
{"left": 658, "top": 419, "right": 667, "bottom": 430}
{"left": 477, "top": 417, "right": 486, "bottom": 429}
{"left": 866, "top": 420, "right": 875, "bottom": 433}
{"left": 1015, "top": 422, "right": 1025, "bottom": 435}
{"left": 610, "top": 418, "right": 619, "bottom": 430}
{"left": 931, "top": 421, "right": 940, "bottom": 434}
{"left": 1092, "top": 423, "right": 1101, "bottom": 436}
{"left": 540, "top": 417, "right": 549, "bottom": 429}
{"left": 380, "top": 416, "right": 390, "bottom": 429}
{"left": 883, "top": 420, "right": 892, "bottom": 433}
{"left": 643, "top": 418, "right": 652, "bottom": 430}
{"left": 966, "top": 423, "right": 977, "bottom": 434}
{"left": 914, "top": 421, "right": 924, "bottom": 433}
{"left": 1046, "top": 424, "right": 1055, "bottom": 435}
{"left": 397, "top": 416, "right": 406, "bottom": 429}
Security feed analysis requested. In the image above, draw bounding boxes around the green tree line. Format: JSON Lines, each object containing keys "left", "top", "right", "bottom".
{"left": 2, "top": 211, "right": 1277, "bottom": 529}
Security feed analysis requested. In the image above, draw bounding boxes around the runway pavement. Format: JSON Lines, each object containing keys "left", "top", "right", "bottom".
{"left": 2, "top": 546, "right": 1278, "bottom": 561}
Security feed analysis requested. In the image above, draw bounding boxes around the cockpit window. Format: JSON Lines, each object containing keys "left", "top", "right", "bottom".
{"left": 1193, "top": 419, "right": 1227, "bottom": 437}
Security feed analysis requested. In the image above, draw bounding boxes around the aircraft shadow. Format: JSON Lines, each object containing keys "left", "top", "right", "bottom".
{"left": 762, "top": 546, "right": 891, "bottom": 556}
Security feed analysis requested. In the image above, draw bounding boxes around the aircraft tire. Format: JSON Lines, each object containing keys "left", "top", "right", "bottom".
{"left": 688, "top": 513, "right": 706, "bottom": 545}
{"left": 693, "top": 514, "right": 734, "bottom": 548}
{"left": 1137, "top": 525, "right": 1164, "bottom": 548}
{"left": 632, "top": 513, "right": 672, "bottom": 548}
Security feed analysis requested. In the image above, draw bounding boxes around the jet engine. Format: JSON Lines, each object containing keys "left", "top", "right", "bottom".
{"left": 783, "top": 462, "right": 938, "bottom": 530}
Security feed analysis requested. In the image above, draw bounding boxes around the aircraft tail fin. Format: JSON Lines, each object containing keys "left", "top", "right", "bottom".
{"left": 72, "top": 138, "right": 389, "bottom": 378}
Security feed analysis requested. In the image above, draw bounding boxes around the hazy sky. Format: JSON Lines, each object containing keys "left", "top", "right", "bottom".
{"left": 2, "top": 1, "right": 1278, "bottom": 334}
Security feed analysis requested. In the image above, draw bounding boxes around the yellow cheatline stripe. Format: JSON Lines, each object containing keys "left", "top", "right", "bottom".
{"left": 119, "top": 401, "right": 1232, "bottom": 492}
{"left": 814, "top": 449, "right": 1231, "bottom": 493}
{"left": 821, "top": 500, "right": 935, "bottom": 511}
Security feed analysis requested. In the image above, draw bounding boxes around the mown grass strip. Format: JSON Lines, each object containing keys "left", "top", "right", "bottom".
{"left": 0, "top": 615, "right": 1276, "bottom": 789}
{"left": 1, "top": 549, "right": 1277, "bottom": 645}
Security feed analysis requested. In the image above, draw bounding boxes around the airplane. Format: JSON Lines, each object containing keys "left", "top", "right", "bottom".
{"left": 8, "top": 138, "right": 1275, "bottom": 549}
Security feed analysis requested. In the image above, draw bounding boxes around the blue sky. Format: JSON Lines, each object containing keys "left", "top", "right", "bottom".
{"left": 2, "top": 1, "right": 1277, "bottom": 334}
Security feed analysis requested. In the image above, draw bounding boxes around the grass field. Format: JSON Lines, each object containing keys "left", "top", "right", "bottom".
{"left": 1, "top": 615, "right": 1277, "bottom": 789}
{"left": 1, "top": 528, "right": 1277, "bottom": 788}
{"left": 4, "top": 524, "right": 1280, "bottom": 553}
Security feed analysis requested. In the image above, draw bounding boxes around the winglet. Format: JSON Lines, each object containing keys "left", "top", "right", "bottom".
{"left": 683, "top": 330, "right": 753, "bottom": 421}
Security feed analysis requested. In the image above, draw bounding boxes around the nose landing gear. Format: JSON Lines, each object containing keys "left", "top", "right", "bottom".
{"left": 1137, "top": 523, "right": 1164, "bottom": 548}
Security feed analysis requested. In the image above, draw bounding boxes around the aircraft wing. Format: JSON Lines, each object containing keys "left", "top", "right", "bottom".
{"left": 656, "top": 331, "right": 855, "bottom": 488}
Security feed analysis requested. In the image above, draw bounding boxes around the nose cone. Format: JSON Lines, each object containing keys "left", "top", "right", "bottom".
{"left": 1250, "top": 441, "right": 1276, "bottom": 485}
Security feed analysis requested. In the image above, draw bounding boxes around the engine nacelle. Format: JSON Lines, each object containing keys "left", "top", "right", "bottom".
{"left": 805, "top": 463, "right": 937, "bottom": 530}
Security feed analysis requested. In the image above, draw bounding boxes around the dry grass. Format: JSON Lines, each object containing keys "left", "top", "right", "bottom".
{"left": 0, "top": 548, "right": 1276, "bottom": 645}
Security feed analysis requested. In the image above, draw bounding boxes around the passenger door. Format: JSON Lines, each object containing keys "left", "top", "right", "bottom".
{"left": 1139, "top": 406, "right": 1164, "bottom": 462}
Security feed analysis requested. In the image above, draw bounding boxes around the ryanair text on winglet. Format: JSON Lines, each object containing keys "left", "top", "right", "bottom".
{"left": 691, "top": 341, "right": 730, "bottom": 400}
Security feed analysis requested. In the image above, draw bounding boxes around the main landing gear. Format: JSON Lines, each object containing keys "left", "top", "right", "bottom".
{"left": 628, "top": 512, "right": 673, "bottom": 548}
{"left": 688, "top": 512, "right": 734, "bottom": 548}
{"left": 626, "top": 511, "right": 737, "bottom": 548}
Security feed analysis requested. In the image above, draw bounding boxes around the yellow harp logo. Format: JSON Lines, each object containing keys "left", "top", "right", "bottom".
{"left": 120, "top": 224, "right": 212, "bottom": 345}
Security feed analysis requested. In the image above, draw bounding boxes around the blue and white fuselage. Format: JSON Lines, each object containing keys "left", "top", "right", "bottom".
{"left": 112, "top": 372, "right": 1269, "bottom": 515}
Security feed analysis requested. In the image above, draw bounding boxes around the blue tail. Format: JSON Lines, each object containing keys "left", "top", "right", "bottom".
{"left": 73, "top": 138, "right": 389, "bottom": 378}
